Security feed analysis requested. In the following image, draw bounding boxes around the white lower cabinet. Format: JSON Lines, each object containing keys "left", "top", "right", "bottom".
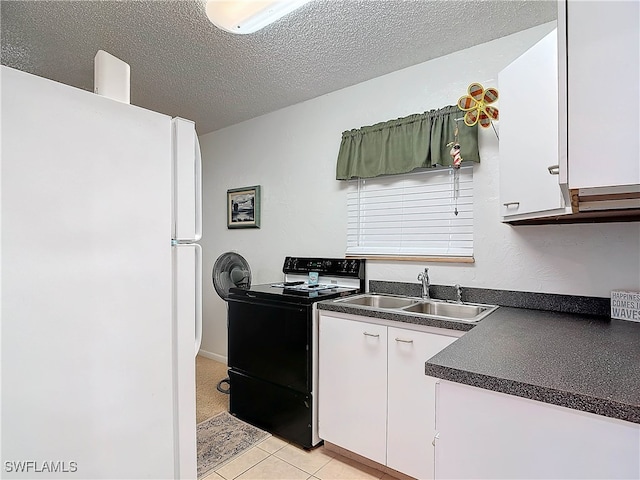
{"left": 318, "top": 312, "right": 460, "bottom": 479}
{"left": 318, "top": 313, "right": 388, "bottom": 464}
{"left": 387, "top": 326, "right": 458, "bottom": 479}
{"left": 435, "top": 380, "right": 640, "bottom": 479}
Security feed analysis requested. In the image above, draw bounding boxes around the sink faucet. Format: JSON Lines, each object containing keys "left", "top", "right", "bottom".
{"left": 417, "top": 268, "right": 430, "bottom": 299}
{"left": 455, "top": 284, "right": 462, "bottom": 304}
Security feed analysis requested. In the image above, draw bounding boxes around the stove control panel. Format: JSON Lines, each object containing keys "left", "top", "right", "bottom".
{"left": 282, "top": 257, "right": 365, "bottom": 278}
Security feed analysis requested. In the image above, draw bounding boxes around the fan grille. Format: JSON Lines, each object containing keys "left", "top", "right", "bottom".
{"left": 212, "top": 252, "right": 251, "bottom": 300}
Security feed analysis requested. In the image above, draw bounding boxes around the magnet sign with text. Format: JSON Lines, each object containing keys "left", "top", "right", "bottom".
{"left": 611, "top": 290, "right": 640, "bottom": 322}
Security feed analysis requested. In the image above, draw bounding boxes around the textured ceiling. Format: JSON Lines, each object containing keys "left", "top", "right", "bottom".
{"left": 1, "top": 0, "right": 556, "bottom": 135}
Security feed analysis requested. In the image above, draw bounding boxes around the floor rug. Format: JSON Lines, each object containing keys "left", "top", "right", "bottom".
{"left": 197, "top": 411, "right": 271, "bottom": 479}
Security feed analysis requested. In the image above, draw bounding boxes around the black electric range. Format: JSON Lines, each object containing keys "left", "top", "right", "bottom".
{"left": 226, "top": 257, "right": 365, "bottom": 448}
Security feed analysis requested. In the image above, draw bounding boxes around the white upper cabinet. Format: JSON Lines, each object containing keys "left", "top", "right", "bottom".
{"left": 499, "top": 0, "right": 640, "bottom": 223}
{"left": 499, "top": 28, "right": 571, "bottom": 221}
{"left": 565, "top": 0, "right": 640, "bottom": 194}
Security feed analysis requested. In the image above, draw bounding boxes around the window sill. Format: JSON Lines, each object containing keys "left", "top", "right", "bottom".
{"left": 345, "top": 255, "right": 475, "bottom": 264}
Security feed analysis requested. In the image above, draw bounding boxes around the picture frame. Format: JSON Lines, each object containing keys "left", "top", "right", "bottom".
{"left": 227, "top": 185, "right": 261, "bottom": 229}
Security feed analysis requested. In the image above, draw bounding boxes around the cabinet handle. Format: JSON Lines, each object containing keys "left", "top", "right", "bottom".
{"left": 432, "top": 432, "right": 440, "bottom": 447}
{"left": 363, "top": 332, "right": 379, "bottom": 338}
{"left": 502, "top": 202, "right": 520, "bottom": 208}
{"left": 395, "top": 338, "right": 413, "bottom": 343}
{"left": 547, "top": 165, "right": 560, "bottom": 175}
{"left": 434, "top": 380, "right": 440, "bottom": 430}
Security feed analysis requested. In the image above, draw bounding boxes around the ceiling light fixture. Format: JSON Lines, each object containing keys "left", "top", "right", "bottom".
{"left": 205, "top": 0, "right": 311, "bottom": 35}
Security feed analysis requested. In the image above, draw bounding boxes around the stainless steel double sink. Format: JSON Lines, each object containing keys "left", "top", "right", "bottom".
{"left": 334, "top": 293, "right": 498, "bottom": 323}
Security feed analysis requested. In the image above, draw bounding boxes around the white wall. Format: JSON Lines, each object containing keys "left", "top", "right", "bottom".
{"left": 197, "top": 22, "right": 640, "bottom": 360}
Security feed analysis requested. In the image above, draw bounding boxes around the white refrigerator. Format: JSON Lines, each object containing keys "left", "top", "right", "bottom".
{"left": 1, "top": 66, "right": 202, "bottom": 479}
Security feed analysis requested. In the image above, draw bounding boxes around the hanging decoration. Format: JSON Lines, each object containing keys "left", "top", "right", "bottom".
{"left": 446, "top": 119, "right": 464, "bottom": 216}
{"left": 449, "top": 141, "right": 463, "bottom": 168}
{"left": 457, "top": 82, "right": 499, "bottom": 132}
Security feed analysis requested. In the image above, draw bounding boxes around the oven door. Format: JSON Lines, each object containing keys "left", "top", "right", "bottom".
{"left": 227, "top": 295, "right": 311, "bottom": 393}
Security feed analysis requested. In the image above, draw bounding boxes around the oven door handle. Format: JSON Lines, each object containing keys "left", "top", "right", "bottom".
{"left": 229, "top": 296, "right": 307, "bottom": 312}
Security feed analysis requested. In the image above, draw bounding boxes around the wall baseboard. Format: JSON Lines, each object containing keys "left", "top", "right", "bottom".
{"left": 323, "top": 442, "right": 415, "bottom": 480}
{"left": 197, "top": 349, "right": 228, "bottom": 365}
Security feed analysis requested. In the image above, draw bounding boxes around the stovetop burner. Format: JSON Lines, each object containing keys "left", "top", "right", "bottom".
{"left": 273, "top": 282, "right": 337, "bottom": 292}
{"left": 283, "top": 283, "right": 340, "bottom": 295}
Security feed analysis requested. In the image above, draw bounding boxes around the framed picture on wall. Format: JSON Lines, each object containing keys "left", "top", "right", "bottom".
{"left": 227, "top": 185, "right": 261, "bottom": 229}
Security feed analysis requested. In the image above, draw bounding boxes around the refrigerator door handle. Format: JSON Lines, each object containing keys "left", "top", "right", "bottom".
{"left": 194, "top": 135, "right": 202, "bottom": 242}
{"left": 172, "top": 241, "right": 200, "bottom": 478}
{"left": 172, "top": 117, "right": 201, "bottom": 243}
{"left": 194, "top": 243, "right": 202, "bottom": 355}
{"left": 174, "top": 242, "right": 202, "bottom": 357}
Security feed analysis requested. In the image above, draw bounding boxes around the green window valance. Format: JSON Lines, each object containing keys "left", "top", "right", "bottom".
{"left": 336, "top": 105, "right": 479, "bottom": 180}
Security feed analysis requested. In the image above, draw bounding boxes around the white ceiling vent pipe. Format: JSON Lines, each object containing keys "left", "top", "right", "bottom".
{"left": 205, "top": 0, "right": 311, "bottom": 34}
{"left": 94, "top": 50, "right": 130, "bottom": 104}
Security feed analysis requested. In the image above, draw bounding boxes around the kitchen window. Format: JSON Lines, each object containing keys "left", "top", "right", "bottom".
{"left": 346, "top": 166, "right": 474, "bottom": 261}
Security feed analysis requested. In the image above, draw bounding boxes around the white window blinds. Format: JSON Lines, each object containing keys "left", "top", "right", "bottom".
{"left": 346, "top": 166, "right": 474, "bottom": 258}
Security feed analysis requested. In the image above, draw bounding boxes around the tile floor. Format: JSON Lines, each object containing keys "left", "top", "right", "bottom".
{"left": 203, "top": 436, "right": 400, "bottom": 480}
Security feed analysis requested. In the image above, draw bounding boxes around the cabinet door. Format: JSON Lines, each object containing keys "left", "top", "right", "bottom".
{"left": 435, "top": 381, "right": 640, "bottom": 479}
{"left": 566, "top": 0, "right": 640, "bottom": 190}
{"left": 318, "top": 314, "right": 387, "bottom": 464}
{"left": 499, "top": 29, "right": 569, "bottom": 220}
{"left": 387, "top": 328, "right": 457, "bottom": 480}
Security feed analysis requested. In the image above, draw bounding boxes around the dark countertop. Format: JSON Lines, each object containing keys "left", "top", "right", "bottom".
{"left": 318, "top": 296, "right": 640, "bottom": 424}
{"left": 425, "top": 306, "right": 640, "bottom": 424}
